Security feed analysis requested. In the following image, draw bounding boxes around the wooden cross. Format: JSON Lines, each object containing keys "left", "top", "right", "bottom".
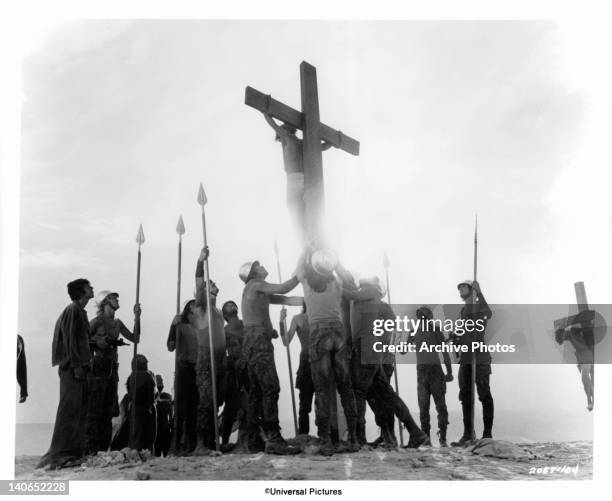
{"left": 554, "top": 282, "right": 595, "bottom": 331}
{"left": 245, "top": 62, "right": 360, "bottom": 440}
{"left": 245, "top": 61, "right": 360, "bottom": 241}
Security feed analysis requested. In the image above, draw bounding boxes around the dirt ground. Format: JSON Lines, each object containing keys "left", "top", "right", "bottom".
{"left": 15, "top": 440, "right": 592, "bottom": 481}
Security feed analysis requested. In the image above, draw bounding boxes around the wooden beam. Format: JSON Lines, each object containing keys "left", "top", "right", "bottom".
{"left": 575, "top": 282, "right": 589, "bottom": 313}
{"left": 300, "top": 61, "right": 325, "bottom": 241}
{"left": 245, "top": 86, "right": 360, "bottom": 156}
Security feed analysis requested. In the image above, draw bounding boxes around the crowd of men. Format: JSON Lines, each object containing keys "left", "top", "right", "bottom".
{"left": 36, "top": 240, "right": 495, "bottom": 469}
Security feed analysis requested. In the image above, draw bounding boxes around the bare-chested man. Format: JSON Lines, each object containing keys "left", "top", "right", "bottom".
{"left": 239, "top": 259, "right": 303, "bottom": 454}
{"left": 263, "top": 113, "right": 332, "bottom": 243}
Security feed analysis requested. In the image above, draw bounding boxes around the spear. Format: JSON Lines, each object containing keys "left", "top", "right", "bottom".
{"left": 171, "top": 215, "right": 185, "bottom": 453}
{"left": 383, "top": 251, "right": 404, "bottom": 447}
{"left": 176, "top": 215, "right": 185, "bottom": 314}
{"left": 197, "top": 183, "right": 220, "bottom": 452}
{"left": 274, "top": 240, "right": 298, "bottom": 436}
{"left": 470, "top": 214, "right": 478, "bottom": 442}
{"left": 130, "top": 224, "right": 145, "bottom": 448}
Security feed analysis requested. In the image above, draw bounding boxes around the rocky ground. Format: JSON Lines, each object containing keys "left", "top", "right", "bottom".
{"left": 15, "top": 439, "right": 592, "bottom": 481}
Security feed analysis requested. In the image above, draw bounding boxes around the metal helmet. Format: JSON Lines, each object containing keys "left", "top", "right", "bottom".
{"left": 457, "top": 279, "right": 473, "bottom": 290}
{"left": 239, "top": 261, "right": 259, "bottom": 283}
{"left": 311, "top": 248, "right": 338, "bottom": 276}
{"left": 358, "top": 276, "right": 386, "bottom": 297}
{"left": 95, "top": 290, "right": 118, "bottom": 307}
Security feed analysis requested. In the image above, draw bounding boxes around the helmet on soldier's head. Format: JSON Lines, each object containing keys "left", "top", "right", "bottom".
{"left": 457, "top": 279, "right": 473, "bottom": 290}
{"left": 95, "top": 290, "right": 118, "bottom": 307}
{"left": 358, "top": 276, "right": 386, "bottom": 297}
{"left": 239, "top": 261, "right": 260, "bottom": 283}
{"left": 311, "top": 248, "right": 338, "bottom": 276}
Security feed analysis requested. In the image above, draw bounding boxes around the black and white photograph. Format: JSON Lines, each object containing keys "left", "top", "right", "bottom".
{"left": 1, "top": 2, "right": 612, "bottom": 498}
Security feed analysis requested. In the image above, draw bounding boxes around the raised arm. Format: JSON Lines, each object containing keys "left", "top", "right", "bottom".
{"left": 118, "top": 304, "right": 141, "bottom": 343}
{"left": 263, "top": 113, "right": 283, "bottom": 135}
{"left": 194, "top": 247, "right": 209, "bottom": 309}
{"left": 254, "top": 276, "right": 299, "bottom": 296}
{"left": 269, "top": 294, "right": 304, "bottom": 306}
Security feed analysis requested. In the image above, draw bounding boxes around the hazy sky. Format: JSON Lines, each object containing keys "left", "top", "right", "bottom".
{"left": 15, "top": 20, "right": 612, "bottom": 440}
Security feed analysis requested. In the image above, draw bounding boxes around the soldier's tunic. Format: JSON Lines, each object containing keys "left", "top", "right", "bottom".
{"left": 125, "top": 363, "right": 157, "bottom": 451}
{"left": 221, "top": 316, "right": 246, "bottom": 444}
{"left": 154, "top": 391, "right": 173, "bottom": 456}
{"left": 85, "top": 315, "right": 136, "bottom": 454}
{"left": 37, "top": 302, "right": 90, "bottom": 469}
{"left": 194, "top": 307, "right": 226, "bottom": 449}
{"left": 349, "top": 296, "right": 421, "bottom": 443}
{"left": 292, "top": 314, "right": 314, "bottom": 435}
{"left": 413, "top": 328, "right": 449, "bottom": 437}
{"left": 174, "top": 321, "right": 199, "bottom": 452}
{"left": 453, "top": 293, "right": 494, "bottom": 438}
{"left": 241, "top": 279, "right": 282, "bottom": 444}
{"left": 299, "top": 275, "right": 357, "bottom": 443}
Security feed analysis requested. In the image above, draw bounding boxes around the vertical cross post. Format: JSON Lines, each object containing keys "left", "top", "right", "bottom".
{"left": 300, "top": 61, "right": 325, "bottom": 242}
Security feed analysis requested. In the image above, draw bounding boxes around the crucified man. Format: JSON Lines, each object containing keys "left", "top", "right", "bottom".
{"left": 263, "top": 113, "right": 333, "bottom": 243}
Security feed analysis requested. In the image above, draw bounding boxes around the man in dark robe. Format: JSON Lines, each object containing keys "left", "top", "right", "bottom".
{"left": 37, "top": 278, "right": 94, "bottom": 469}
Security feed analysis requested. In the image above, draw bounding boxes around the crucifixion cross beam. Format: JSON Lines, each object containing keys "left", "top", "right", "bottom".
{"left": 245, "top": 61, "right": 360, "bottom": 241}
{"left": 554, "top": 281, "right": 595, "bottom": 330}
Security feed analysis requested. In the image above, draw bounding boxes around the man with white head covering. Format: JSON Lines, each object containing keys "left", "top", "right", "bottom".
{"left": 296, "top": 247, "right": 359, "bottom": 456}
{"left": 239, "top": 255, "right": 302, "bottom": 455}
{"left": 85, "top": 289, "right": 141, "bottom": 455}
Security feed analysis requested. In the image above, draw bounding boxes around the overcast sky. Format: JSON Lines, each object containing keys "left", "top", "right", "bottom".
{"left": 15, "top": 20, "right": 612, "bottom": 440}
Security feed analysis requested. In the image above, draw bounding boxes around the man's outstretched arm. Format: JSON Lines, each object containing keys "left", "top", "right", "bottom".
{"left": 255, "top": 276, "right": 300, "bottom": 296}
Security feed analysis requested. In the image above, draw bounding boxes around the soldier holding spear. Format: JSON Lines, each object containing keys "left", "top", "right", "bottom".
{"left": 451, "top": 216, "right": 494, "bottom": 446}
{"left": 129, "top": 224, "right": 145, "bottom": 450}
{"left": 274, "top": 241, "right": 299, "bottom": 436}
{"left": 193, "top": 184, "right": 226, "bottom": 454}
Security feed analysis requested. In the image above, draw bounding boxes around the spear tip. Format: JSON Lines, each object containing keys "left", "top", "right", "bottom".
{"left": 176, "top": 214, "right": 186, "bottom": 235}
{"left": 197, "top": 183, "right": 207, "bottom": 206}
{"left": 383, "top": 251, "right": 390, "bottom": 268}
{"left": 273, "top": 240, "right": 279, "bottom": 255}
{"left": 136, "top": 224, "right": 145, "bottom": 245}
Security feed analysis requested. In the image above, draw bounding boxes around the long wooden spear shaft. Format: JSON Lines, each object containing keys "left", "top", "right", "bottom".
{"left": 383, "top": 251, "right": 404, "bottom": 447}
{"left": 171, "top": 215, "right": 185, "bottom": 453}
{"left": 130, "top": 224, "right": 145, "bottom": 448}
{"left": 274, "top": 241, "right": 298, "bottom": 436}
{"left": 176, "top": 215, "right": 185, "bottom": 313}
{"left": 197, "top": 183, "right": 220, "bottom": 452}
{"left": 470, "top": 215, "right": 478, "bottom": 441}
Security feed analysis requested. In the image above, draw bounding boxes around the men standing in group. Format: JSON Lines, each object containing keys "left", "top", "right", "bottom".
{"left": 295, "top": 247, "right": 359, "bottom": 456}
{"left": 450, "top": 280, "right": 494, "bottom": 446}
{"left": 345, "top": 276, "right": 429, "bottom": 450}
{"left": 193, "top": 247, "right": 226, "bottom": 454}
{"left": 85, "top": 291, "right": 140, "bottom": 455}
{"left": 154, "top": 375, "right": 174, "bottom": 457}
{"left": 221, "top": 300, "right": 248, "bottom": 450}
{"left": 280, "top": 304, "right": 314, "bottom": 436}
{"left": 37, "top": 279, "right": 94, "bottom": 469}
{"left": 240, "top": 257, "right": 303, "bottom": 455}
{"left": 411, "top": 306, "right": 453, "bottom": 447}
